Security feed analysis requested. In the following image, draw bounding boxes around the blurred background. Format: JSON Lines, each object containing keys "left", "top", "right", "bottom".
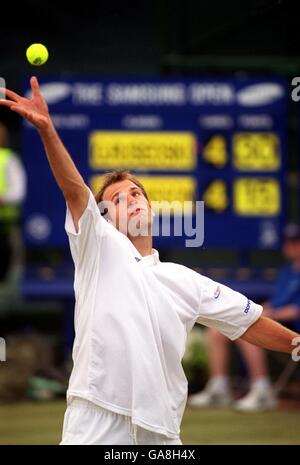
{"left": 1, "top": 0, "right": 300, "bottom": 444}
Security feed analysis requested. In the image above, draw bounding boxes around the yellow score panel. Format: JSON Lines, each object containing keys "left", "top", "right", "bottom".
{"left": 90, "top": 175, "right": 197, "bottom": 215}
{"left": 233, "top": 133, "right": 280, "bottom": 171}
{"left": 89, "top": 132, "right": 197, "bottom": 171}
{"left": 234, "top": 178, "right": 280, "bottom": 216}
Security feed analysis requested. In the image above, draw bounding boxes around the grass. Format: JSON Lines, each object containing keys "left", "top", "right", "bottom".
{"left": 181, "top": 406, "right": 300, "bottom": 444}
{"left": 0, "top": 401, "right": 300, "bottom": 445}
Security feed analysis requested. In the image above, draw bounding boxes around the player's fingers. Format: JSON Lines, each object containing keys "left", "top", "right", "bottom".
{"left": 0, "top": 99, "right": 16, "bottom": 108}
{"left": 0, "top": 88, "right": 21, "bottom": 102}
{"left": 30, "top": 76, "right": 40, "bottom": 97}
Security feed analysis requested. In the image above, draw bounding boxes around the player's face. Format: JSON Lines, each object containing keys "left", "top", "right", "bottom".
{"left": 102, "top": 180, "right": 153, "bottom": 237}
{"left": 283, "top": 239, "right": 300, "bottom": 261}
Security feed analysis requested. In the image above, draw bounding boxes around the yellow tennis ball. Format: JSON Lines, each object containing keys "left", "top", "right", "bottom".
{"left": 26, "top": 43, "right": 49, "bottom": 66}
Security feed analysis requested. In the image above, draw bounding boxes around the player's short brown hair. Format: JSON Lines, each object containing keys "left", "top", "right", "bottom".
{"left": 95, "top": 170, "right": 150, "bottom": 205}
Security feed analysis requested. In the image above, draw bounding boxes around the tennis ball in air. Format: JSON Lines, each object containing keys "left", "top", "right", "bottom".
{"left": 26, "top": 43, "right": 49, "bottom": 66}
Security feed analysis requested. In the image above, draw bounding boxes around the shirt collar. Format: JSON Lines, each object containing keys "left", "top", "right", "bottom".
{"left": 140, "top": 248, "right": 160, "bottom": 266}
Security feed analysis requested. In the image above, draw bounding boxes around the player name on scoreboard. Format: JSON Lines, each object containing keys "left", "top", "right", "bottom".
{"left": 89, "top": 132, "right": 197, "bottom": 171}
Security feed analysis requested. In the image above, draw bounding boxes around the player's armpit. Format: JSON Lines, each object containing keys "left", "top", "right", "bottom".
{"left": 66, "top": 185, "right": 90, "bottom": 233}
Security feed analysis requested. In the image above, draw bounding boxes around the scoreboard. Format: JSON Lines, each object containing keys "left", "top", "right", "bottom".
{"left": 22, "top": 78, "right": 287, "bottom": 248}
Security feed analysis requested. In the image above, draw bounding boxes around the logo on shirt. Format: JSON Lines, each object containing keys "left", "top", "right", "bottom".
{"left": 214, "top": 286, "right": 221, "bottom": 299}
{"left": 244, "top": 299, "right": 251, "bottom": 314}
{"left": 135, "top": 257, "right": 142, "bottom": 262}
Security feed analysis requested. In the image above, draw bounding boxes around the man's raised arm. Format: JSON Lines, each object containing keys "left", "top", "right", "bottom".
{"left": 0, "top": 76, "right": 89, "bottom": 231}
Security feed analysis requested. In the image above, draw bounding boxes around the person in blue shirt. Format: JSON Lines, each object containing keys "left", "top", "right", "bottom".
{"left": 189, "top": 224, "right": 300, "bottom": 412}
{"left": 264, "top": 224, "right": 300, "bottom": 334}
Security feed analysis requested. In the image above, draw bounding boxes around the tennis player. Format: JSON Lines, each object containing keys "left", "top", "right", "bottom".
{"left": 1, "top": 77, "right": 299, "bottom": 445}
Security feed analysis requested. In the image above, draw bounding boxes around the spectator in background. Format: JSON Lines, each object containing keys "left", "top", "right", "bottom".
{"left": 0, "top": 122, "right": 26, "bottom": 283}
{"left": 263, "top": 224, "right": 300, "bottom": 334}
{"left": 189, "top": 224, "right": 300, "bottom": 412}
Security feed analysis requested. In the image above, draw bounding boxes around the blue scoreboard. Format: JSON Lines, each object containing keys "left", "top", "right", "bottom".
{"left": 22, "top": 77, "right": 287, "bottom": 249}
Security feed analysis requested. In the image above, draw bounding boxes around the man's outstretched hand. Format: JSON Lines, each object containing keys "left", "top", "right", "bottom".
{"left": 0, "top": 76, "right": 50, "bottom": 130}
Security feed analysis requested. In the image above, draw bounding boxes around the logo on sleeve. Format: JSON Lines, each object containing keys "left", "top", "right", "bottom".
{"left": 214, "top": 286, "right": 221, "bottom": 299}
{"left": 244, "top": 299, "right": 251, "bottom": 314}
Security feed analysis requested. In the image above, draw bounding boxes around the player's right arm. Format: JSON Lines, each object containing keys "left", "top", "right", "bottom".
{"left": 0, "top": 76, "right": 88, "bottom": 232}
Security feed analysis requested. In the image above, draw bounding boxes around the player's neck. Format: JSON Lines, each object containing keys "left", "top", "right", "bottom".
{"left": 129, "top": 234, "right": 153, "bottom": 257}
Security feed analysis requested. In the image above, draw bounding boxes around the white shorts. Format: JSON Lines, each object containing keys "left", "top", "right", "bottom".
{"left": 60, "top": 397, "right": 182, "bottom": 445}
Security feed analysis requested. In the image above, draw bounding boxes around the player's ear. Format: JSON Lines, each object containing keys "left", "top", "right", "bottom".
{"left": 98, "top": 201, "right": 110, "bottom": 220}
{"left": 98, "top": 201, "right": 116, "bottom": 225}
{"left": 104, "top": 209, "right": 112, "bottom": 223}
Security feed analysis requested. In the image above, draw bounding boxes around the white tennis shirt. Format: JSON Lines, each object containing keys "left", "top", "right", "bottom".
{"left": 65, "top": 189, "right": 262, "bottom": 439}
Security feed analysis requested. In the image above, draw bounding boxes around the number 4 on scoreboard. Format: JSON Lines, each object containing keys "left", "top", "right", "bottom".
{"left": 203, "top": 180, "right": 229, "bottom": 213}
{"left": 202, "top": 135, "right": 228, "bottom": 168}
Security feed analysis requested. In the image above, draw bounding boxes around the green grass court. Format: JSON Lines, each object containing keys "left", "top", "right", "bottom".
{"left": 1, "top": 401, "right": 300, "bottom": 445}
